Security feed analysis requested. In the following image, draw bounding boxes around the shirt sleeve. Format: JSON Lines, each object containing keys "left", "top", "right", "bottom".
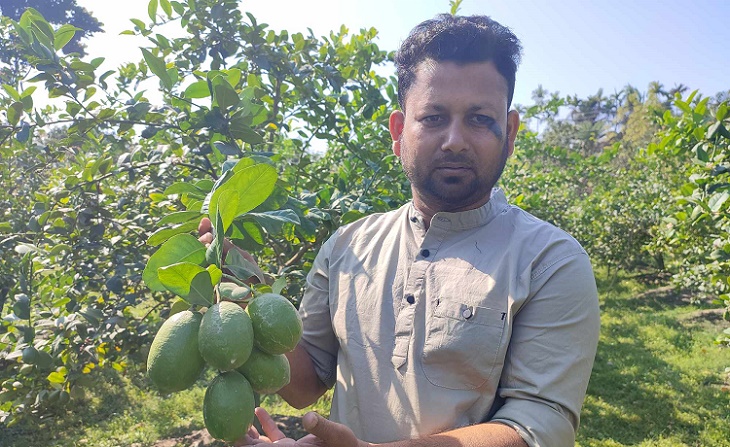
{"left": 298, "top": 231, "right": 340, "bottom": 389}
{"left": 491, "top": 250, "right": 600, "bottom": 447}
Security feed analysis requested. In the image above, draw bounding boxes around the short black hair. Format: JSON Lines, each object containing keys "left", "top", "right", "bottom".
{"left": 394, "top": 14, "right": 522, "bottom": 109}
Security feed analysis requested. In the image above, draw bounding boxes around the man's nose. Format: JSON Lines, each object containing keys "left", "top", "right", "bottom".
{"left": 441, "top": 121, "right": 468, "bottom": 152}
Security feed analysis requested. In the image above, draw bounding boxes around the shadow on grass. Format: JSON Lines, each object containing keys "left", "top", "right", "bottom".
{"left": 579, "top": 314, "right": 730, "bottom": 445}
{"left": 1, "top": 368, "right": 136, "bottom": 447}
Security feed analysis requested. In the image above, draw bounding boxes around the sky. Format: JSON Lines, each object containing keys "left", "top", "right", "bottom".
{"left": 74, "top": 0, "right": 729, "bottom": 107}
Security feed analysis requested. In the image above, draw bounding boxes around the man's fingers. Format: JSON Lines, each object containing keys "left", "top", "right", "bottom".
{"left": 198, "top": 217, "right": 212, "bottom": 236}
{"left": 198, "top": 217, "right": 214, "bottom": 245}
{"left": 254, "top": 407, "right": 287, "bottom": 442}
{"left": 302, "top": 412, "right": 360, "bottom": 446}
{"left": 199, "top": 232, "right": 214, "bottom": 245}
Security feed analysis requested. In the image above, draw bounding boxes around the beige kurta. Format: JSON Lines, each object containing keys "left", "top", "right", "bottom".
{"left": 298, "top": 189, "right": 600, "bottom": 446}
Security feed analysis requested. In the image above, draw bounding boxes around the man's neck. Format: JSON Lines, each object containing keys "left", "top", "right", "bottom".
{"left": 412, "top": 193, "right": 492, "bottom": 231}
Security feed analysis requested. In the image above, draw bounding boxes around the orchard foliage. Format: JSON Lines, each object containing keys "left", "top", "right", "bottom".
{"left": 649, "top": 93, "right": 730, "bottom": 343}
{"left": 0, "top": 1, "right": 395, "bottom": 425}
{"left": 0, "top": 0, "right": 727, "bottom": 428}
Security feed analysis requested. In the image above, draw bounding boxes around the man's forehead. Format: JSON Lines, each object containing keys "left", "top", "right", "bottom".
{"left": 406, "top": 60, "right": 510, "bottom": 112}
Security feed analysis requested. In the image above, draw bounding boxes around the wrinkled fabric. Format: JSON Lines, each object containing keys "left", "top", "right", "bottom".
{"left": 298, "top": 189, "right": 600, "bottom": 446}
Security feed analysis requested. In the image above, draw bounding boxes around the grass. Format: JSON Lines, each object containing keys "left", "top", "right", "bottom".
{"left": 1, "top": 271, "right": 729, "bottom": 446}
{"left": 577, "top": 272, "right": 730, "bottom": 447}
{"left": 0, "top": 366, "right": 332, "bottom": 447}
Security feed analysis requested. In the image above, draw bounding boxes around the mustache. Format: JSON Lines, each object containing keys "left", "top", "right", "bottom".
{"left": 433, "top": 153, "right": 473, "bottom": 166}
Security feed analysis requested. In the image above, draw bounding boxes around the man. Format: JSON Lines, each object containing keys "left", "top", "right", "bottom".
{"left": 212, "top": 13, "right": 600, "bottom": 447}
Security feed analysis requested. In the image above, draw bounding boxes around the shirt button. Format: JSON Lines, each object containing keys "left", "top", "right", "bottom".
{"left": 410, "top": 216, "right": 418, "bottom": 222}
{"left": 406, "top": 295, "right": 415, "bottom": 304}
{"left": 462, "top": 307, "right": 473, "bottom": 319}
{"left": 421, "top": 249, "right": 430, "bottom": 257}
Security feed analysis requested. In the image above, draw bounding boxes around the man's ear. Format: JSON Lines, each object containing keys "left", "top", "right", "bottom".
{"left": 389, "top": 110, "right": 405, "bottom": 156}
{"left": 505, "top": 109, "right": 520, "bottom": 158}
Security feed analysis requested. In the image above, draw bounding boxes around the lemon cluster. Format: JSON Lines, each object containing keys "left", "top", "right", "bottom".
{"left": 146, "top": 292, "right": 303, "bottom": 443}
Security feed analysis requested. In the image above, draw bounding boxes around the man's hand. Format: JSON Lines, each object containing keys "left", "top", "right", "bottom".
{"left": 235, "top": 407, "right": 369, "bottom": 447}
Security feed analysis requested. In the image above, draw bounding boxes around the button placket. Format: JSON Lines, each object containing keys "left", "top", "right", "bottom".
{"left": 391, "top": 222, "right": 448, "bottom": 369}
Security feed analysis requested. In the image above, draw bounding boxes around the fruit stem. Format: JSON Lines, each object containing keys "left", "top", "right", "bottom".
{"left": 221, "top": 274, "right": 249, "bottom": 288}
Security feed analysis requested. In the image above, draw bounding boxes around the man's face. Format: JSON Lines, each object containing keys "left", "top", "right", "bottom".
{"left": 389, "top": 60, "right": 519, "bottom": 214}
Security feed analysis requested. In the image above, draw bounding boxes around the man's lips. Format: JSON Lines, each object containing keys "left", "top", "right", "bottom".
{"left": 434, "top": 163, "right": 472, "bottom": 173}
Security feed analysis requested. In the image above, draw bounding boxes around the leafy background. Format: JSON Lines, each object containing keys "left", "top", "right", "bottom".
{"left": 0, "top": 0, "right": 728, "bottom": 445}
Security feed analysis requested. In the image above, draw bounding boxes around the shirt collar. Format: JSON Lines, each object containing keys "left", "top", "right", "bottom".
{"left": 407, "top": 188, "right": 510, "bottom": 231}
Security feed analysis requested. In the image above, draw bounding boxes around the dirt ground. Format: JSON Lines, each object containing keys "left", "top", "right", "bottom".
{"left": 152, "top": 415, "right": 306, "bottom": 447}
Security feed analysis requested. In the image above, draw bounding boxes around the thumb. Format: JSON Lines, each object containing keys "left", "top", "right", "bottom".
{"left": 302, "top": 412, "right": 363, "bottom": 446}
{"left": 301, "top": 412, "right": 326, "bottom": 435}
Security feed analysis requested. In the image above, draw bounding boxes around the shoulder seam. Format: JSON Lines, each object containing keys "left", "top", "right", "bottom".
{"left": 530, "top": 250, "right": 588, "bottom": 281}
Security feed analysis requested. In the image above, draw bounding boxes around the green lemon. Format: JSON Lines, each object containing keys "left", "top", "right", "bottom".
{"left": 246, "top": 293, "right": 302, "bottom": 355}
{"left": 218, "top": 282, "right": 238, "bottom": 299}
{"left": 198, "top": 301, "right": 254, "bottom": 371}
{"left": 219, "top": 282, "right": 250, "bottom": 301}
{"left": 237, "top": 346, "right": 290, "bottom": 394}
{"left": 203, "top": 371, "right": 255, "bottom": 443}
{"left": 147, "top": 310, "right": 205, "bottom": 393}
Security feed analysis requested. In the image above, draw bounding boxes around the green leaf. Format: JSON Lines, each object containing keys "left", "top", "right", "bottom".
{"left": 248, "top": 210, "right": 301, "bottom": 225}
{"left": 184, "top": 80, "right": 211, "bottom": 98}
{"left": 141, "top": 48, "right": 172, "bottom": 89}
{"left": 717, "top": 103, "right": 728, "bottom": 121}
{"left": 214, "top": 207, "right": 225, "bottom": 263}
{"left": 229, "top": 119, "right": 264, "bottom": 145}
{"left": 224, "top": 248, "right": 265, "bottom": 283}
{"left": 3, "top": 84, "right": 20, "bottom": 101}
{"left": 171, "top": 1, "right": 185, "bottom": 14}
{"left": 247, "top": 210, "right": 301, "bottom": 233}
{"left": 148, "top": 0, "right": 159, "bottom": 21}
{"left": 226, "top": 68, "right": 242, "bottom": 87}
{"left": 24, "top": 9, "right": 55, "bottom": 49}
{"left": 217, "top": 189, "right": 239, "bottom": 232}
{"left": 8, "top": 102, "right": 24, "bottom": 126}
{"left": 213, "top": 141, "right": 240, "bottom": 155}
{"left": 54, "top": 25, "right": 80, "bottom": 51}
{"left": 146, "top": 220, "right": 200, "bottom": 246}
{"left": 211, "top": 76, "right": 239, "bottom": 111}
{"left": 164, "top": 182, "right": 208, "bottom": 197}
{"left": 79, "top": 307, "right": 104, "bottom": 325}
{"left": 47, "top": 371, "right": 66, "bottom": 384}
{"left": 160, "top": 0, "right": 173, "bottom": 16}
{"left": 158, "top": 263, "right": 214, "bottom": 306}
{"left": 208, "top": 264, "right": 223, "bottom": 285}
{"left": 708, "top": 191, "right": 730, "bottom": 213}
{"left": 157, "top": 211, "right": 202, "bottom": 226}
{"left": 143, "top": 233, "right": 206, "bottom": 291}
{"left": 130, "top": 18, "right": 146, "bottom": 31}
{"left": 70, "top": 60, "right": 96, "bottom": 72}
{"left": 208, "top": 164, "right": 278, "bottom": 226}
{"left": 271, "top": 276, "right": 287, "bottom": 295}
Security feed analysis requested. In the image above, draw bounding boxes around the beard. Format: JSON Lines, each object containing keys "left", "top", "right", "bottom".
{"left": 400, "top": 137, "right": 510, "bottom": 211}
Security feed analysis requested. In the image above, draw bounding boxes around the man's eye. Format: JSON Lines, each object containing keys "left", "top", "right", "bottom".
{"left": 422, "top": 115, "right": 442, "bottom": 124}
{"left": 472, "top": 115, "right": 493, "bottom": 126}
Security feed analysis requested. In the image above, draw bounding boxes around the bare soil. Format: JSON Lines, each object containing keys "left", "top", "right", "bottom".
{"left": 152, "top": 415, "right": 306, "bottom": 447}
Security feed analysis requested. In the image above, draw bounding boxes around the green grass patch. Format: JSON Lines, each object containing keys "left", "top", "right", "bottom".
{"left": 577, "top": 272, "right": 730, "bottom": 446}
{"left": 0, "top": 366, "right": 332, "bottom": 447}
